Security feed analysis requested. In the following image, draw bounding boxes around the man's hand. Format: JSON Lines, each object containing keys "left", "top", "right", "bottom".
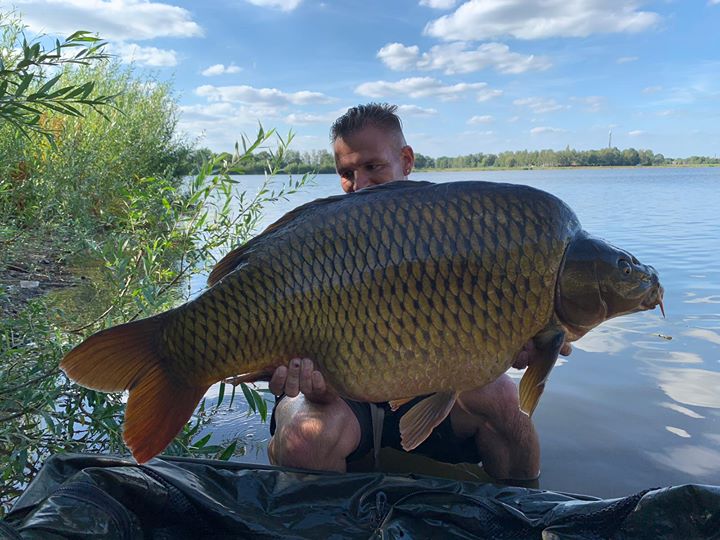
{"left": 512, "top": 339, "right": 573, "bottom": 370}
{"left": 269, "top": 357, "right": 338, "bottom": 404}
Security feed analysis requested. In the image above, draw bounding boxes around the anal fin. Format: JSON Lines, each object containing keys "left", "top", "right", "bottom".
{"left": 399, "top": 391, "right": 459, "bottom": 451}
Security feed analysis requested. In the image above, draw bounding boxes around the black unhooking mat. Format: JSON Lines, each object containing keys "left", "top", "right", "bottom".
{"left": 1, "top": 453, "right": 718, "bottom": 539}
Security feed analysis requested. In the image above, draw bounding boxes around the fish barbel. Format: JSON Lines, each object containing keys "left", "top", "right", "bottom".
{"left": 61, "top": 180, "right": 664, "bottom": 462}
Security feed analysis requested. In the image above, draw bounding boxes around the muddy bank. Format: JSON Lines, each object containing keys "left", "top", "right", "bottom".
{"left": 0, "top": 231, "right": 83, "bottom": 318}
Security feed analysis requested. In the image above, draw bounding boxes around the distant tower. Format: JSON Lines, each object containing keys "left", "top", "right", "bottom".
{"left": 608, "top": 129, "right": 612, "bottom": 149}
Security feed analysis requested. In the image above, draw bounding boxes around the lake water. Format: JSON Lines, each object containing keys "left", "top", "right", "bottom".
{"left": 197, "top": 167, "right": 720, "bottom": 498}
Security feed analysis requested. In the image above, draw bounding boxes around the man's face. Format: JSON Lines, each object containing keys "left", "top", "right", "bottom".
{"left": 333, "top": 125, "right": 414, "bottom": 193}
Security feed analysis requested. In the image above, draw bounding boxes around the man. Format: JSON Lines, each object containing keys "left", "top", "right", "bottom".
{"left": 267, "top": 103, "right": 567, "bottom": 481}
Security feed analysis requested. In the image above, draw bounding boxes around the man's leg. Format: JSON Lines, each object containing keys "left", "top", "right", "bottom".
{"left": 450, "top": 374, "right": 540, "bottom": 480}
{"left": 268, "top": 394, "right": 362, "bottom": 472}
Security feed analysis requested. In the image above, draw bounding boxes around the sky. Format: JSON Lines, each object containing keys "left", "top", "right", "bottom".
{"left": 3, "top": 0, "right": 720, "bottom": 158}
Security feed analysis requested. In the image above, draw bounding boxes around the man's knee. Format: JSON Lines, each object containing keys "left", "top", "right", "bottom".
{"left": 489, "top": 374, "right": 521, "bottom": 409}
{"left": 274, "top": 415, "right": 334, "bottom": 456}
{"left": 460, "top": 374, "right": 520, "bottom": 419}
{"left": 269, "top": 397, "right": 361, "bottom": 471}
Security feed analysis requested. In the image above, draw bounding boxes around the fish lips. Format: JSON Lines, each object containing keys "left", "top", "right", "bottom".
{"left": 641, "top": 280, "right": 665, "bottom": 316}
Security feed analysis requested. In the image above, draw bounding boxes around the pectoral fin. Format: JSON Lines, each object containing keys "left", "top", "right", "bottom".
{"left": 518, "top": 329, "right": 565, "bottom": 417}
{"left": 399, "top": 391, "right": 459, "bottom": 451}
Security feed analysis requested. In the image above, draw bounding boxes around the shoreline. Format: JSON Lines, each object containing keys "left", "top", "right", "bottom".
{"left": 412, "top": 164, "right": 720, "bottom": 173}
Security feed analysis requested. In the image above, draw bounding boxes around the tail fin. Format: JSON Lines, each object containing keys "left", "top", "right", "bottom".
{"left": 60, "top": 315, "right": 210, "bottom": 463}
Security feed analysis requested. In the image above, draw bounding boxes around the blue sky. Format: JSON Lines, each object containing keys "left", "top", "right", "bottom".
{"left": 4, "top": 0, "right": 720, "bottom": 157}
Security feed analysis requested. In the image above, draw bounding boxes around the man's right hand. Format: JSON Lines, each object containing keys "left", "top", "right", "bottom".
{"left": 269, "top": 358, "right": 338, "bottom": 404}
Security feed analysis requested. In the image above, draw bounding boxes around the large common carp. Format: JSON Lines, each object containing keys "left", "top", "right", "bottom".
{"left": 61, "top": 180, "right": 664, "bottom": 463}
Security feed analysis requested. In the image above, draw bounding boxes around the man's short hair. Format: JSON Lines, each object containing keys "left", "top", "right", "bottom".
{"left": 330, "top": 103, "right": 406, "bottom": 145}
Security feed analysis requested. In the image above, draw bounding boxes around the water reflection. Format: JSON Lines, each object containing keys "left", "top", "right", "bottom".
{"left": 665, "top": 426, "right": 691, "bottom": 438}
{"left": 685, "top": 328, "right": 720, "bottom": 345}
{"left": 635, "top": 350, "right": 704, "bottom": 364}
{"left": 653, "top": 368, "right": 720, "bottom": 409}
{"left": 649, "top": 444, "right": 720, "bottom": 476}
{"left": 684, "top": 295, "right": 720, "bottom": 304}
{"left": 660, "top": 402, "right": 705, "bottom": 419}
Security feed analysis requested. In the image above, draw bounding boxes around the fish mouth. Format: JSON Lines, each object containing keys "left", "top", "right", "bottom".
{"left": 641, "top": 284, "right": 665, "bottom": 317}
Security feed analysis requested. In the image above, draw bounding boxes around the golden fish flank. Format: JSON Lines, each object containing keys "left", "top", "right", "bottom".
{"left": 60, "top": 180, "right": 664, "bottom": 463}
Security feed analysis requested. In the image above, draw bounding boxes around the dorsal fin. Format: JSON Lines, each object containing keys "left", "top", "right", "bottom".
{"left": 207, "top": 180, "right": 433, "bottom": 286}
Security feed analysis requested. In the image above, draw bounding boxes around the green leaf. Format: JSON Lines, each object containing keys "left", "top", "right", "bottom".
{"left": 192, "top": 433, "right": 211, "bottom": 449}
{"left": 256, "top": 391, "right": 268, "bottom": 422}
{"left": 35, "top": 74, "right": 63, "bottom": 97}
{"left": 228, "top": 384, "right": 236, "bottom": 408}
{"left": 216, "top": 381, "right": 225, "bottom": 408}
{"left": 15, "top": 73, "right": 34, "bottom": 97}
{"left": 218, "top": 441, "right": 237, "bottom": 461}
{"left": 240, "top": 382, "right": 256, "bottom": 414}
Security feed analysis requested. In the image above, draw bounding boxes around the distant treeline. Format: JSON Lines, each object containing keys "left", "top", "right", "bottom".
{"left": 195, "top": 147, "right": 719, "bottom": 175}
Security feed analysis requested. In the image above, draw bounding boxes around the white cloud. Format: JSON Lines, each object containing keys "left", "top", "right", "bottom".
{"left": 467, "top": 115, "right": 493, "bottom": 124}
{"left": 282, "top": 106, "right": 432, "bottom": 126}
{"left": 476, "top": 88, "right": 503, "bottom": 102}
{"left": 628, "top": 130, "right": 645, "bottom": 136}
{"left": 355, "top": 77, "right": 501, "bottom": 102}
{"left": 709, "top": 0, "right": 720, "bottom": 5}
{"left": 461, "top": 129, "right": 493, "bottom": 136}
{"left": 378, "top": 43, "right": 420, "bottom": 71}
{"left": 419, "top": 0, "right": 457, "bottom": 9}
{"left": 245, "top": 0, "right": 302, "bottom": 11}
{"left": 113, "top": 42, "right": 178, "bottom": 67}
{"left": 642, "top": 85, "right": 663, "bottom": 94}
{"left": 377, "top": 41, "right": 551, "bottom": 75}
{"left": 201, "top": 64, "right": 242, "bottom": 76}
{"left": 514, "top": 97, "right": 563, "bottom": 113}
{"left": 397, "top": 104, "right": 438, "bottom": 116}
{"left": 284, "top": 109, "right": 347, "bottom": 125}
{"left": 617, "top": 56, "right": 639, "bottom": 64}
{"left": 180, "top": 102, "right": 241, "bottom": 119}
{"left": 10, "top": 0, "right": 203, "bottom": 41}
{"left": 195, "top": 85, "right": 334, "bottom": 106}
{"left": 178, "top": 103, "right": 283, "bottom": 151}
{"left": 424, "top": 0, "right": 660, "bottom": 41}
{"left": 530, "top": 126, "right": 565, "bottom": 134}
{"left": 570, "top": 96, "right": 604, "bottom": 112}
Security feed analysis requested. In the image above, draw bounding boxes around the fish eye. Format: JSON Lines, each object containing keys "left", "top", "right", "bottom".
{"left": 619, "top": 259, "right": 632, "bottom": 275}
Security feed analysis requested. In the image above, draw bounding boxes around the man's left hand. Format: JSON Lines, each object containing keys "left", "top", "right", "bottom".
{"left": 512, "top": 339, "right": 572, "bottom": 370}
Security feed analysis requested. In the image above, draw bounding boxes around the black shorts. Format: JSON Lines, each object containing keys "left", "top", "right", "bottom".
{"left": 270, "top": 395, "right": 480, "bottom": 464}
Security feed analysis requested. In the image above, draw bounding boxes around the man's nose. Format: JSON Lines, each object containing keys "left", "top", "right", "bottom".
{"left": 353, "top": 172, "right": 379, "bottom": 191}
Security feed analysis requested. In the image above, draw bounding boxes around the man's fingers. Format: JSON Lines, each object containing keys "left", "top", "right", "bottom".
{"left": 284, "top": 358, "right": 302, "bottom": 397}
{"left": 512, "top": 350, "right": 529, "bottom": 370}
{"left": 311, "top": 370, "right": 326, "bottom": 396}
{"left": 560, "top": 342, "right": 573, "bottom": 356}
{"left": 299, "top": 358, "right": 314, "bottom": 395}
{"left": 269, "top": 365, "right": 288, "bottom": 396}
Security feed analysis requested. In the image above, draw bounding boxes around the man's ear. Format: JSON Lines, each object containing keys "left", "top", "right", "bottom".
{"left": 401, "top": 145, "right": 415, "bottom": 177}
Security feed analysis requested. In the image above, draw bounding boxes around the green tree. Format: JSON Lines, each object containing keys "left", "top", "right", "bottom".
{"left": 0, "top": 12, "right": 115, "bottom": 142}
